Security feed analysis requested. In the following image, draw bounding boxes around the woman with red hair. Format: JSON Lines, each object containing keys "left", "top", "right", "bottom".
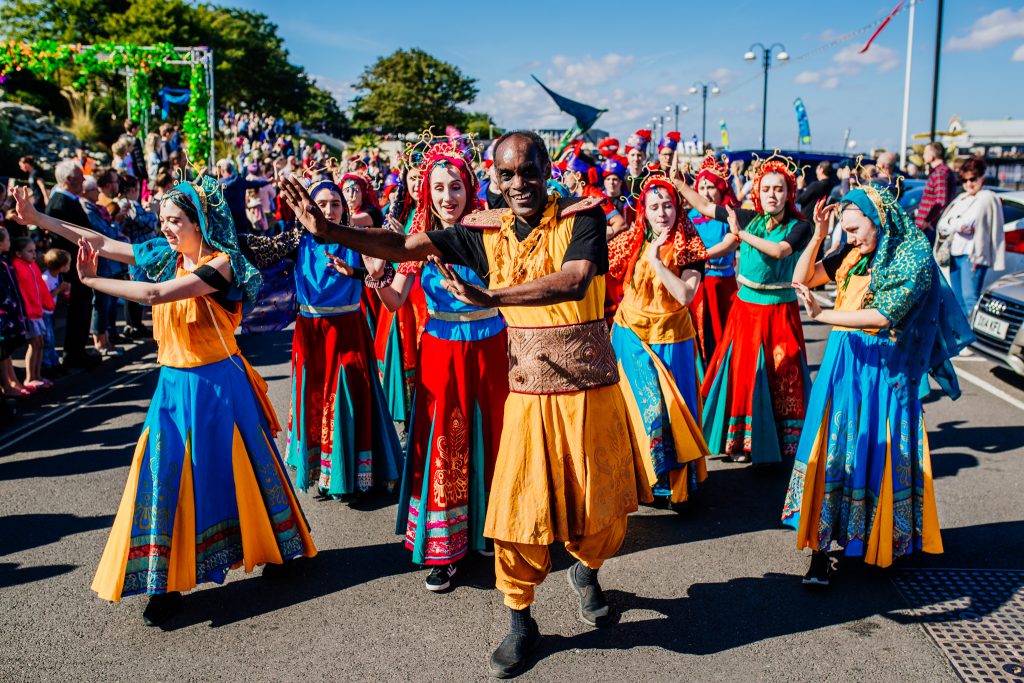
{"left": 371, "top": 140, "right": 509, "bottom": 592}
{"left": 610, "top": 176, "right": 710, "bottom": 506}
{"left": 674, "top": 154, "right": 813, "bottom": 464}
{"left": 687, "top": 153, "right": 741, "bottom": 363}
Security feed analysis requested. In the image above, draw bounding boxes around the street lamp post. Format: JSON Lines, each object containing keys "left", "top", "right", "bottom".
{"left": 664, "top": 103, "right": 689, "bottom": 134}
{"left": 744, "top": 42, "right": 789, "bottom": 149}
{"left": 687, "top": 82, "right": 719, "bottom": 152}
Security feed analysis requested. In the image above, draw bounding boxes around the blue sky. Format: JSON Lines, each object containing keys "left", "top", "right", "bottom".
{"left": 226, "top": 0, "right": 1024, "bottom": 153}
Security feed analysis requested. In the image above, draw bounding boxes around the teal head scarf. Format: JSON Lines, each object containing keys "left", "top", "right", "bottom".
{"left": 132, "top": 174, "right": 263, "bottom": 305}
{"left": 839, "top": 186, "right": 974, "bottom": 401}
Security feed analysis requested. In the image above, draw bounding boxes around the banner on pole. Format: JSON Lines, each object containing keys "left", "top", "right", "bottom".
{"left": 794, "top": 97, "right": 812, "bottom": 146}
{"left": 720, "top": 120, "right": 730, "bottom": 151}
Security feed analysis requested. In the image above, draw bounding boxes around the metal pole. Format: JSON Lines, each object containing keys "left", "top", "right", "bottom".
{"left": 674, "top": 104, "right": 679, "bottom": 132}
{"left": 929, "top": 0, "right": 944, "bottom": 141}
{"left": 900, "top": 0, "right": 916, "bottom": 168}
{"left": 701, "top": 86, "right": 708, "bottom": 152}
{"left": 761, "top": 50, "right": 770, "bottom": 149}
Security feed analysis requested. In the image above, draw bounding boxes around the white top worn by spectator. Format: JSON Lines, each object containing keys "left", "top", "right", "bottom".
{"left": 938, "top": 189, "right": 1005, "bottom": 268}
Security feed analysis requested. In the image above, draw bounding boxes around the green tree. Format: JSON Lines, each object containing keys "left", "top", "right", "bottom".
{"left": 351, "top": 48, "right": 477, "bottom": 134}
{"left": 0, "top": 0, "right": 347, "bottom": 131}
{"left": 464, "top": 112, "right": 501, "bottom": 140}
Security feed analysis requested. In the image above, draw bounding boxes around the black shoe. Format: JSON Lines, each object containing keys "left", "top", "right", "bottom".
{"left": 142, "top": 591, "right": 182, "bottom": 626}
{"left": 425, "top": 564, "right": 456, "bottom": 592}
{"left": 802, "top": 552, "right": 834, "bottom": 587}
{"left": 488, "top": 620, "right": 541, "bottom": 679}
{"left": 566, "top": 561, "right": 611, "bottom": 627}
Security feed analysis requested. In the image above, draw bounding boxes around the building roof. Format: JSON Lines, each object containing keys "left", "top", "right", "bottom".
{"left": 948, "top": 117, "right": 1024, "bottom": 146}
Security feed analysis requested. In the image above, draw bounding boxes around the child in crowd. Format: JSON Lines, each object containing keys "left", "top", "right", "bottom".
{"left": 40, "top": 248, "right": 71, "bottom": 373}
{"left": 10, "top": 236, "right": 54, "bottom": 390}
{"left": 0, "top": 226, "right": 31, "bottom": 397}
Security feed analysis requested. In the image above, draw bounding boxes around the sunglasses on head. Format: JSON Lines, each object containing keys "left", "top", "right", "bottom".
{"left": 961, "top": 175, "right": 981, "bottom": 182}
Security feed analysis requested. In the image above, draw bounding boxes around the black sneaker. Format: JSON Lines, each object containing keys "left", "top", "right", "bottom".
{"left": 425, "top": 564, "right": 456, "bottom": 592}
{"left": 142, "top": 591, "right": 182, "bottom": 626}
{"left": 566, "top": 561, "right": 610, "bottom": 627}
{"left": 802, "top": 552, "right": 834, "bottom": 586}
{"left": 488, "top": 619, "right": 541, "bottom": 679}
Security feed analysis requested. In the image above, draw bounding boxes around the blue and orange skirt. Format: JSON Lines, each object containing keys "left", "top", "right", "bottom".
{"left": 396, "top": 331, "right": 508, "bottom": 565}
{"left": 286, "top": 312, "right": 402, "bottom": 495}
{"left": 782, "top": 330, "right": 942, "bottom": 567}
{"left": 611, "top": 324, "right": 708, "bottom": 503}
{"left": 702, "top": 299, "right": 810, "bottom": 463}
{"left": 92, "top": 355, "right": 316, "bottom": 602}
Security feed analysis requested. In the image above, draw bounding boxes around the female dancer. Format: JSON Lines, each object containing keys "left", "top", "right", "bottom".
{"left": 11, "top": 177, "right": 316, "bottom": 625}
{"left": 782, "top": 186, "right": 973, "bottom": 584}
{"left": 687, "top": 154, "right": 740, "bottom": 363}
{"left": 674, "top": 153, "right": 812, "bottom": 464}
{"left": 373, "top": 141, "right": 509, "bottom": 591}
{"left": 284, "top": 179, "right": 402, "bottom": 500}
{"left": 610, "top": 175, "right": 710, "bottom": 505}
{"left": 371, "top": 164, "right": 427, "bottom": 425}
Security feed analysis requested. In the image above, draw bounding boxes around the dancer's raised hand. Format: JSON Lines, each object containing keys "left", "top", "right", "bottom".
{"left": 279, "top": 175, "right": 328, "bottom": 237}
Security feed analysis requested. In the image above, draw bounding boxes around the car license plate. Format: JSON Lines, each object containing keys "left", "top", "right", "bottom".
{"left": 974, "top": 311, "right": 1010, "bottom": 340}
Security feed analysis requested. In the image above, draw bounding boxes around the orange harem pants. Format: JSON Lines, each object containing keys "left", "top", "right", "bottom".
{"left": 493, "top": 517, "right": 628, "bottom": 610}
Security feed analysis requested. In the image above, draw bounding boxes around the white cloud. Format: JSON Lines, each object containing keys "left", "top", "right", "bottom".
{"left": 818, "top": 28, "right": 840, "bottom": 42}
{"left": 706, "top": 67, "right": 737, "bottom": 85}
{"left": 1014, "top": 44, "right": 1024, "bottom": 61}
{"left": 947, "top": 7, "right": 1024, "bottom": 51}
{"left": 833, "top": 44, "right": 900, "bottom": 73}
{"left": 548, "top": 54, "right": 635, "bottom": 89}
{"left": 311, "top": 74, "right": 357, "bottom": 107}
{"left": 795, "top": 70, "right": 822, "bottom": 85}
{"left": 821, "top": 77, "right": 841, "bottom": 89}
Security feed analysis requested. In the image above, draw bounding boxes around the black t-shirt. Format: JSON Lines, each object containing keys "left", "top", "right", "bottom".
{"left": 28, "top": 170, "right": 45, "bottom": 209}
{"left": 427, "top": 206, "right": 609, "bottom": 286}
{"left": 486, "top": 187, "right": 508, "bottom": 210}
{"left": 714, "top": 205, "right": 813, "bottom": 252}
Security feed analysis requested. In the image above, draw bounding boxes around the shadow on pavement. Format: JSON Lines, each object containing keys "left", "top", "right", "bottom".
{"left": 533, "top": 521, "right": 1024, "bottom": 664}
{"left": 0, "top": 427, "right": 138, "bottom": 477}
{"left": 929, "top": 420, "right": 1022, "bottom": 455}
{"left": 161, "top": 544, "right": 419, "bottom": 630}
{"left": 0, "top": 512, "right": 113, "bottom": 557}
{"left": 0, "top": 561, "right": 78, "bottom": 588}
{"left": 930, "top": 451, "right": 980, "bottom": 479}
{"left": 237, "top": 329, "right": 294, "bottom": 368}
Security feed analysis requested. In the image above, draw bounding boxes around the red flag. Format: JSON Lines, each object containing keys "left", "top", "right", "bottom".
{"left": 860, "top": 1, "right": 905, "bottom": 53}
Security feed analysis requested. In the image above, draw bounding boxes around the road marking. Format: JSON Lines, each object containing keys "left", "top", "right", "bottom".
{"left": 955, "top": 367, "right": 1024, "bottom": 412}
{"left": 0, "top": 364, "right": 159, "bottom": 453}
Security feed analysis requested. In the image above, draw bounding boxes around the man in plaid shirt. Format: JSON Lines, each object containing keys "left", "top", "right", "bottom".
{"left": 915, "top": 141, "right": 957, "bottom": 243}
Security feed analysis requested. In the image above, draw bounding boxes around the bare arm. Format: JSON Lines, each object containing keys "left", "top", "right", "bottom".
{"left": 11, "top": 187, "right": 135, "bottom": 264}
{"left": 605, "top": 213, "right": 628, "bottom": 239}
{"left": 792, "top": 199, "right": 836, "bottom": 287}
{"left": 646, "top": 230, "right": 702, "bottom": 305}
{"left": 376, "top": 272, "right": 414, "bottom": 311}
{"left": 793, "top": 282, "right": 889, "bottom": 330}
{"left": 77, "top": 240, "right": 227, "bottom": 305}
{"left": 670, "top": 174, "right": 716, "bottom": 219}
{"left": 704, "top": 234, "right": 739, "bottom": 260}
{"left": 280, "top": 176, "right": 440, "bottom": 262}
{"left": 431, "top": 256, "right": 597, "bottom": 308}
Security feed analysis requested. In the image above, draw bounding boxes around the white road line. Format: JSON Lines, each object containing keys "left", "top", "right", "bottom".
{"left": 0, "top": 364, "right": 159, "bottom": 453}
{"left": 956, "top": 367, "right": 1024, "bottom": 412}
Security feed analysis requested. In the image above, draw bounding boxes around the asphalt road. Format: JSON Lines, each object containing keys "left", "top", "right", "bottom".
{"left": 1, "top": 316, "right": 1021, "bottom": 682}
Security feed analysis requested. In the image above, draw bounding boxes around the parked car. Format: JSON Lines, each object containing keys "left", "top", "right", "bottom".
{"left": 969, "top": 191, "right": 1024, "bottom": 374}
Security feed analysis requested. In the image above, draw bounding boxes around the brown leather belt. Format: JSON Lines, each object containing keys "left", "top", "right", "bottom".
{"left": 506, "top": 320, "right": 619, "bottom": 395}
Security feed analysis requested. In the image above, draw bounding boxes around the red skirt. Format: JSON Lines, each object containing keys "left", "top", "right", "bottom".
{"left": 373, "top": 280, "right": 428, "bottom": 420}
{"left": 397, "top": 330, "right": 509, "bottom": 565}
{"left": 688, "top": 274, "right": 738, "bottom": 363}
{"left": 286, "top": 312, "right": 402, "bottom": 494}
{"left": 701, "top": 298, "right": 809, "bottom": 462}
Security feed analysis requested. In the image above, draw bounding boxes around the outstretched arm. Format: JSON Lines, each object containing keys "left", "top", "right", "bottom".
{"left": 279, "top": 176, "right": 440, "bottom": 262}
{"left": 11, "top": 187, "right": 135, "bottom": 264}
{"left": 376, "top": 272, "right": 415, "bottom": 311}
{"left": 76, "top": 239, "right": 226, "bottom": 305}
{"left": 792, "top": 198, "right": 835, "bottom": 288}
{"left": 431, "top": 256, "right": 597, "bottom": 308}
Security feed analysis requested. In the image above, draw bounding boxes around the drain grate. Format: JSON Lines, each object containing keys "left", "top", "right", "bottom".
{"left": 892, "top": 569, "right": 1024, "bottom": 683}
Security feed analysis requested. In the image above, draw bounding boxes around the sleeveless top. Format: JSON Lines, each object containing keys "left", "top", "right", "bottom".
{"left": 294, "top": 233, "right": 363, "bottom": 317}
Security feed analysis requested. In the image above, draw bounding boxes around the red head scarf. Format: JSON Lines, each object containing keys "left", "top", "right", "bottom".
{"left": 338, "top": 173, "right": 379, "bottom": 213}
{"left": 750, "top": 156, "right": 805, "bottom": 221}
{"left": 694, "top": 153, "right": 739, "bottom": 208}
